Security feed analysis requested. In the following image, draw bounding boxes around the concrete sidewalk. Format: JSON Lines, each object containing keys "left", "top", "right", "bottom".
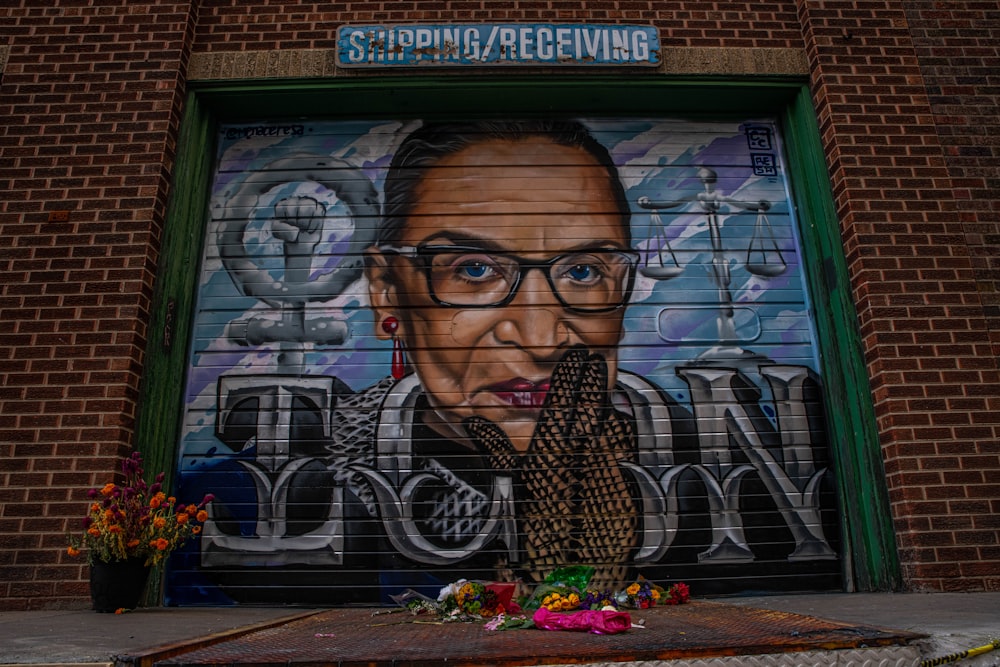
{"left": 726, "top": 592, "right": 1000, "bottom": 666}
{"left": 0, "top": 607, "right": 316, "bottom": 667}
{"left": 0, "top": 592, "right": 998, "bottom": 666}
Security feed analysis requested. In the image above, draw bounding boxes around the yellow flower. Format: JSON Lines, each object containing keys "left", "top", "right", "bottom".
{"left": 651, "top": 589, "right": 661, "bottom": 600}
{"left": 627, "top": 583, "right": 640, "bottom": 596}
{"left": 542, "top": 593, "right": 564, "bottom": 610}
{"left": 456, "top": 582, "right": 475, "bottom": 604}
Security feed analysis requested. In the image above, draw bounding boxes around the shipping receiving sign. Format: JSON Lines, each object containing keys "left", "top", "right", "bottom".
{"left": 336, "top": 24, "right": 660, "bottom": 67}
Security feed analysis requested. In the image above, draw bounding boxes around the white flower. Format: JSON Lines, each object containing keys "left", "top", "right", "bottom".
{"left": 437, "top": 579, "right": 468, "bottom": 602}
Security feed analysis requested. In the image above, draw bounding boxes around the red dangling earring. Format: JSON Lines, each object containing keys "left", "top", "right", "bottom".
{"left": 381, "top": 316, "right": 405, "bottom": 380}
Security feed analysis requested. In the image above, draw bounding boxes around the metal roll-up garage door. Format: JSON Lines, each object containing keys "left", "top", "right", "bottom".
{"left": 167, "top": 116, "right": 842, "bottom": 605}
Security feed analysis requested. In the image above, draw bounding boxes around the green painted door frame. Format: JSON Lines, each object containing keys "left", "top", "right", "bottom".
{"left": 136, "top": 76, "right": 901, "bottom": 597}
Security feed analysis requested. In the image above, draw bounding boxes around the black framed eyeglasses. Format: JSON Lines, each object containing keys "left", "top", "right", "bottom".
{"left": 380, "top": 244, "right": 639, "bottom": 313}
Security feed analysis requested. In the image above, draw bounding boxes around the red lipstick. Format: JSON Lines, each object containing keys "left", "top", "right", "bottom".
{"left": 486, "top": 378, "right": 551, "bottom": 408}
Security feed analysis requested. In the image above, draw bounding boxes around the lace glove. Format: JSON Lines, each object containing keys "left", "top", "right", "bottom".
{"left": 465, "top": 347, "right": 638, "bottom": 589}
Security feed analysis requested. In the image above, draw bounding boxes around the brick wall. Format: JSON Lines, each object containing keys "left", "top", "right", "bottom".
{"left": 191, "top": 1, "right": 806, "bottom": 51}
{"left": 903, "top": 1, "right": 1000, "bottom": 589}
{"left": 0, "top": 1, "right": 197, "bottom": 610}
{"left": 1, "top": 0, "right": 997, "bottom": 609}
{"left": 906, "top": 2, "right": 1000, "bottom": 339}
{"left": 796, "top": 0, "right": 999, "bottom": 591}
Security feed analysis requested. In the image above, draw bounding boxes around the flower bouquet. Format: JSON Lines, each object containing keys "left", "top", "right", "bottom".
{"left": 67, "top": 451, "right": 213, "bottom": 611}
{"left": 526, "top": 567, "right": 690, "bottom": 613}
{"left": 619, "top": 578, "right": 662, "bottom": 609}
{"left": 440, "top": 580, "right": 518, "bottom": 619}
{"left": 617, "top": 577, "right": 690, "bottom": 608}
{"left": 384, "top": 580, "right": 524, "bottom": 627}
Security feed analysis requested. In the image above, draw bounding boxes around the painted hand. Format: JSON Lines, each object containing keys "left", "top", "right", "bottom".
{"left": 465, "top": 347, "right": 638, "bottom": 589}
{"left": 271, "top": 196, "right": 325, "bottom": 251}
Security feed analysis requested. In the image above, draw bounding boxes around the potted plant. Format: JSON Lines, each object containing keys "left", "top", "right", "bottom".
{"left": 67, "top": 451, "right": 213, "bottom": 612}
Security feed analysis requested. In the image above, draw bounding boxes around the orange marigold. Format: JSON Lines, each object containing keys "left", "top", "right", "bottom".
{"left": 127, "top": 539, "right": 141, "bottom": 549}
{"left": 196, "top": 510, "right": 208, "bottom": 522}
{"left": 87, "top": 527, "right": 101, "bottom": 537}
{"left": 153, "top": 517, "right": 167, "bottom": 529}
{"left": 185, "top": 504, "right": 197, "bottom": 515}
{"left": 67, "top": 546, "right": 80, "bottom": 557}
{"left": 151, "top": 537, "right": 170, "bottom": 551}
{"left": 176, "top": 513, "right": 189, "bottom": 525}
{"left": 100, "top": 483, "right": 116, "bottom": 497}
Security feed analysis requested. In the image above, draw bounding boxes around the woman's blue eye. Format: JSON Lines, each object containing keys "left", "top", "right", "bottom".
{"left": 567, "top": 264, "right": 596, "bottom": 282}
{"left": 460, "top": 262, "right": 490, "bottom": 279}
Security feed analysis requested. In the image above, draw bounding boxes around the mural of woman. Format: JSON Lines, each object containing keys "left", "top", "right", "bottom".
{"left": 183, "top": 116, "right": 839, "bottom": 606}
{"left": 350, "top": 120, "right": 658, "bottom": 589}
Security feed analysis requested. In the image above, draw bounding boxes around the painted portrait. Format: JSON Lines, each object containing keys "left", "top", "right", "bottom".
{"left": 169, "top": 118, "right": 840, "bottom": 605}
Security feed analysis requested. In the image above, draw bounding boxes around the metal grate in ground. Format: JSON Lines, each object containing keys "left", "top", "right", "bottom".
{"left": 139, "top": 601, "right": 924, "bottom": 667}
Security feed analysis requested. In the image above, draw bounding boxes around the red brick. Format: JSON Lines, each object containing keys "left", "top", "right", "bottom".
{"left": 1, "top": 0, "right": 998, "bottom": 609}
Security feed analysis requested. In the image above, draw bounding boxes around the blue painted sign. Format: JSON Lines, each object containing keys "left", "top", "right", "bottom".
{"left": 336, "top": 24, "right": 660, "bottom": 67}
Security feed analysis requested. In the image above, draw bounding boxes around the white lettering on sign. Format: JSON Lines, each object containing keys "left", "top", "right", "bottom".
{"left": 336, "top": 24, "right": 660, "bottom": 68}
